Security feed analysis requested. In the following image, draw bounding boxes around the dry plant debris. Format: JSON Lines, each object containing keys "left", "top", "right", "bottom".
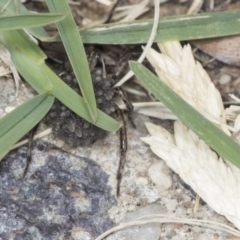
{"left": 0, "top": 44, "right": 20, "bottom": 95}
{"left": 191, "top": 36, "right": 240, "bottom": 67}
{"left": 142, "top": 41, "right": 240, "bottom": 230}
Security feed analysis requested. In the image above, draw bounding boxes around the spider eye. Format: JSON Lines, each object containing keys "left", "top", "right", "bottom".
{"left": 95, "top": 69, "right": 102, "bottom": 76}
{"left": 68, "top": 123, "right": 75, "bottom": 132}
{"left": 75, "top": 129, "right": 82, "bottom": 138}
{"left": 94, "top": 76, "right": 102, "bottom": 82}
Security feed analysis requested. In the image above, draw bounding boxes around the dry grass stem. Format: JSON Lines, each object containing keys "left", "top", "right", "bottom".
{"left": 187, "top": 0, "right": 203, "bottom": 14}
{"left": 0, "top": 44, "right": 20, "bottom": 96}
{"left": 113, "top": 0, "right": 150, "bottom": 22}
{"left": 96, "top": 213, "right": 240, "bottom": 240}
{"left": 226, "top": 105, "right": 240, "bottom": 122}
{"left": 118, "top": 101, "right": 176, "bottom": 119}
{"left": 115, "top": 0, "right": 160, "bottom": 87}
{"left": 10, "top": 128, "right": 52, "bottom": 150}
{"left": 122, "top": 86, "right": 146, "bottom": 96}
{"left": 0, "top": 65, "right": 11, "bottom": 77}
{"left": 94, "top": 0, "right": 113, "bottom": 6}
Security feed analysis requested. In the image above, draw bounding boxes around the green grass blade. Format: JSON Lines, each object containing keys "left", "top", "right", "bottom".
{"left": 130, "top": 61, "right": 240, "bottom": 169}
{"left": 0, "top": 0, "right": 54, "bottom": 41}
{"left": 0, "top": 30, "right": 120, "bottom": 132}
{"left": 0, "top": 30, "right": 46, "bottom": 63}
{"left": 7, "top": 48, "right": 120, "bottom": 131}
{"left": 0, "top": 13, "right": 65, "bottom": 30}
{"left": 0, "top": 93, "right": 54, "bottom": 160}
{"left": 78, "top": 10, "right": 240, "bottom": 44}
{"left": 45, "top": 0, "right": 98, "bottom": 122}
{"left": 42, "top": 64, "right": 120, "bottom": 131}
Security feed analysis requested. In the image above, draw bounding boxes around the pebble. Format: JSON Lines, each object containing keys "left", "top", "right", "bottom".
{"left": 183, "top": 201, "right": 192, "bottom": 209}
{"left": 165, "top": 199, "right": 178, "bottom": 212}
{"left": 219, "top": 74, "right": 231, "bottom": 85}
{"left": 172, "top": 173, "right": 180, "bottom": 182}
{"left": 120, "top": 204, "right": 162, "bottom": 240}
{"left": 192, "top": 226, "right": 202, "bottom": 234}
{"left": 148, "top": 161, "right": 172, "bottom": 192}
{"left": 136, "top": 177, "right": 148, "bottom": 185}
{"left": 5, "top": 106, "right": 15, "bottom": 113}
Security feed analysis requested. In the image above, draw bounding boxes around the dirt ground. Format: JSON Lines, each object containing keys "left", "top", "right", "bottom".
{"left": 1, "top": 0, "right": 240, "bottom": 239}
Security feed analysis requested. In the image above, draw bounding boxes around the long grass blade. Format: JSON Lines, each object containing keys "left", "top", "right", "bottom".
{"left": 0, "top": 93, "right": 54, "bottom": 160}
{"left": 45, "top": 0, "right": 98, "bottom": 122}
{"left": 0, "top": 29, "right": 46, "bottom": 64}
{"left": 0, "top": 13, "right": 65, "bottom": 30}
{"left": 130, "top": 61, "right": 240, "bottom": 169}
{"left": 0, "top": 0, "right": 54, "bottom": 41}
{"left": 77, "top": 10, "right": 240, "bottom": 44}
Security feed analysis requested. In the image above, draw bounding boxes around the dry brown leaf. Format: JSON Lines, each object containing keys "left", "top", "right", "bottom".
{"left": 191, "top": 36, "right": 240, "bottom": 67}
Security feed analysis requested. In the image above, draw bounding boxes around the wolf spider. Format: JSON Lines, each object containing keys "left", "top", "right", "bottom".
{"left": 24, "top": 49, "right": 134, "bottom": 196}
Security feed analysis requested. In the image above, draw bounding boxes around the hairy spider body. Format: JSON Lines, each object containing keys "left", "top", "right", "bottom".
{"left": 44, "top": 68, "right": 117, "bottom": 147}
{"left": 26, "top": 51, "right": 133, "bottom": 196}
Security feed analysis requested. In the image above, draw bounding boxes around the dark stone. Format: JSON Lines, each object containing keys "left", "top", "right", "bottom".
{"left": 0, "top": 141, "right": 116, "bottom": 239}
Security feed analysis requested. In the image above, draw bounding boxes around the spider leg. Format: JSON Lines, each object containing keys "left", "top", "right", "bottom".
{"left": 114, "top": 87, "right": 136, "bottom": 128}
{"left": 113, "top": 52, "right": 133, "bottom": 81}
{"left": 104, "top": 0, "right": 121, "bottom": 24}
{"left": 22, "top": 124, "right": 39, "bottom": 178}
{"left": 115, "top": 106, "right": 127, "bottom": 197}
{"left": 86, "top": 46, "right": 100, "bottom": 72}
{"left": 100, "top": 55, "right": 107, "bottom": 79}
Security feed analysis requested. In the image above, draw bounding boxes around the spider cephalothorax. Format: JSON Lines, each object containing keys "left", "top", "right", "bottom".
{"left": 44, "top": 67, "right": 117, "bottom": 147}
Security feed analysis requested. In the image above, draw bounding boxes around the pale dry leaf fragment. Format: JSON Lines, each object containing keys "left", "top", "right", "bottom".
{"left": 0, "top": 44, "right": 20, "bottom": 96}
{"left": 224, "top": 95, "right": 240, "bottom": 134}
{"left": 234, "top": 116, "right": 240, "bottom": 134}
{"left": 118, "top": 101, "right": 176, "bottom": 119}
{"left": 225, "top": 105, "right": 240, "bottom": 122}
{"left": 137, "top": 106, "right": 176, "bottom": 120}
{"left": 142, "top": 121, "right": 240, "bottom": 229}
{"left": 191, "top": 36, "right": 240, "bottom": 67}
{"left": 187, "top": 0, "right": 203, "bottom": 14}
{"left": 94, "top": 0, "right": 113, "bottom": 6}
{"left": 113, "top": 0, "right": 150, "bottom": 22}
{"left": 0, "top": 65, "right": 11, "bottom": 77}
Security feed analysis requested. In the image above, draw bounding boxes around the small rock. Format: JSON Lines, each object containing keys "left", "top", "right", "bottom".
{"left": 219, "top": 74, "right": 231, "bottom": 85}
{"left": 183, "top": 201, "right": 192, "bottom": 209}
{"left": 5, "top": 106, "right": 15, "bottom": 113}
{"left": 136, "top": 177, "right": 148, "bottom": 185}
{"left": 148, "top": 161, "right": 172, "bottom": 192}
{"left": 172, "top": 173, "right": 180, "bottom": 182}
{"left": 71, "top": 227, "right": 92, "bottom": 240}
{"left": 165, "top": 229, "right": 177, "bottom": 238}
{"left": 192, "top": 226, "right": 202, "bottom": 234}
{"left": 120, "top": 204, "right": 162, "bottom": 240}
{"left": 165, "top": 199, "right": 178, "bottom": 212}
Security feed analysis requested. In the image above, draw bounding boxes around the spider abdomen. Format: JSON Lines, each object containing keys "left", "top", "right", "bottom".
{"left": 44, "top": 68, "right": 116, "bottom": 147}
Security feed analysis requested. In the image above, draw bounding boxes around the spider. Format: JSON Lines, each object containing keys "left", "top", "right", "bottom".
{"left": 24, "top": 49, "right": 134, "bottom": 196}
